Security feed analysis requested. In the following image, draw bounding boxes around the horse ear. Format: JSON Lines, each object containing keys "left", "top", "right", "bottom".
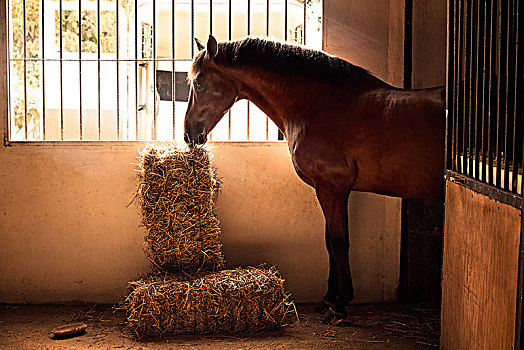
{"left": 194, "top": 38, "right": 205, "bottom": 51}
{"left": 206, "top": 35, "right": 218, "bottom": 59}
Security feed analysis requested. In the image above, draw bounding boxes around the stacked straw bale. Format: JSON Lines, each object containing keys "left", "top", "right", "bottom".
{"left": 136, "top": 144, "right": 224, "bottom": 273}
{"left": 124, "top": 144, "right": 295, "bottom": 338}
{"left": 122, "top": 265, "right": 294, "bottom": 338}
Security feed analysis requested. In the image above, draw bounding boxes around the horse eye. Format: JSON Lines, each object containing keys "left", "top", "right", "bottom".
{"left": 194, "top": 80, "right": 205, "bottom": 90}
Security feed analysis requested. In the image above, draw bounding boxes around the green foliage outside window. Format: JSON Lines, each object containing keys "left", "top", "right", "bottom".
{"left": 55, "top": 10, "right": 116, "bottom": 53}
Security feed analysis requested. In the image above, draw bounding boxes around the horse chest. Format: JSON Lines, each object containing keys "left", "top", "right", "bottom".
{"left": 289, "top": 139, "right": 342, "bottom": 188}
{"left": 288, "top": 141, "right": 316, "bottom": 187}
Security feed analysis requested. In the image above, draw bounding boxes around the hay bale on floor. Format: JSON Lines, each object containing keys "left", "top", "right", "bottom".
{"left": 121, "top": 265, "right": 295, "bottom": 339}
{"left": 136, "top": 144, "right": 224, "bottom": 273}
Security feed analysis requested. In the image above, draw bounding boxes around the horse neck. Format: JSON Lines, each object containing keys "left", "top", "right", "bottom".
{"left": 225, "top": 65, "right": 319, "bottom": 137}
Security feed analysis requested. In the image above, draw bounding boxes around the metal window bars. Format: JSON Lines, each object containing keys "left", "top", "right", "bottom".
{"left": 7, "top": 0, "right": 320, "bottom": 142}
{"left": 447, "top": 0, "right": 524, "bottom": 195}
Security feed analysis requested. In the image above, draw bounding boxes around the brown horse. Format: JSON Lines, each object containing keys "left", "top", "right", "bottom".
{"left": 184, "top": 35, "right": 445, "bottom": 322}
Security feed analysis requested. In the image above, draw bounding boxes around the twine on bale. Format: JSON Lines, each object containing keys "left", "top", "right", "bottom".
{"left": 136, "top": 144, "right": 224, "bottom": 273}
{"left": 121, "top": 265, "right": 297, "bottom": 339}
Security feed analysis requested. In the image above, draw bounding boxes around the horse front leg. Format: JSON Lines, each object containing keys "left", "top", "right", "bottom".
{"left": 314, "top": 225, "right": 338, "bottom": 313}
{"left": 315, "top": 184, "right": 354, "bottom": 323}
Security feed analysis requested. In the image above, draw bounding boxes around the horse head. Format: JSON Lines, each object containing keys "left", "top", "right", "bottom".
{"left": 184, "top": 35, "right": 238, "bottom": 146}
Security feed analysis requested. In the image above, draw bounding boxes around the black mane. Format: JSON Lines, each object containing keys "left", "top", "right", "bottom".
{"left": 191, "top": 37, "right": 374, "bottom": 83}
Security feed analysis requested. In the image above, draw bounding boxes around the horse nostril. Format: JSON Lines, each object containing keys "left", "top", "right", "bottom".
{"left": 184, "top": 133, "right": 190, "bottom": 144}
{"left": 197, "top": 133, "right": 207, "bottom": 145}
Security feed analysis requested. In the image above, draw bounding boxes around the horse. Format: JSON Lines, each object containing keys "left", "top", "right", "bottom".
{"left": 184, "top": 35, "right": 445, "bottom": 323}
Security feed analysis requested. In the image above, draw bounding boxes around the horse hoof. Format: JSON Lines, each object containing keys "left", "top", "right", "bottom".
{"left": 321, "top": 307, "right": 348, "bottom": 325}
{"left": 314, "top": 299, "right": 335, "bottom": 313}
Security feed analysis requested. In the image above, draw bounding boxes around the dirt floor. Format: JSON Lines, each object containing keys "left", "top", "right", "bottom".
{"left": 0, "top": 303, "right": 439, "bottom": 349}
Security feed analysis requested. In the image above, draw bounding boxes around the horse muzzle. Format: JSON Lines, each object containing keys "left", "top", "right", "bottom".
{"left": 184, "top": 132, "right": 208, "bottom": 146}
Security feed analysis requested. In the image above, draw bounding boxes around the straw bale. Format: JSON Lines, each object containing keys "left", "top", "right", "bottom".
{"left": 122, "top": 265, "right": 295, "bottom": 338}
{"left": 136, "top": 144, "right": 224, "bottom": 273}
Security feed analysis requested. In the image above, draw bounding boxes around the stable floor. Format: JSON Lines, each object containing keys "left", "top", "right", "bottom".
{"left": 0, "top": 303, "right": 439, "bottom": 349}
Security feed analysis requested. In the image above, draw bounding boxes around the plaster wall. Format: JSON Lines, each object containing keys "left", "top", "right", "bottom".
{"left": 0, "top": 142, "right": 401, "bottom": 304}
{"left": 323, "top": 0, "right": 405, "bottom": 87}
{"left": 0, "top": 0, "right": 405, "bottom": 305}
{"left": 323, "top": 0, "right": 447, "bottom": 89}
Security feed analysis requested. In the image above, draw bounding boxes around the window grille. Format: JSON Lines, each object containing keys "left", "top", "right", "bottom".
{"left": 447, "top": 0, "right": 524, "bottom": 195}
{"left": 7, "top": 0, "right": 322, "bottom": 141}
